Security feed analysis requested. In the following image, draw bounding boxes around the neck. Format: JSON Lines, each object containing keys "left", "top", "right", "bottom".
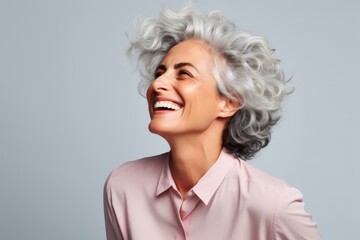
{"left": 165, "top": 128, "right": 224, "bottom": 197}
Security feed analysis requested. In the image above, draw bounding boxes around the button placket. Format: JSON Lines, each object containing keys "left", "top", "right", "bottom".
{"left": 180, "top": 192, "right": 199, "bottom": 221}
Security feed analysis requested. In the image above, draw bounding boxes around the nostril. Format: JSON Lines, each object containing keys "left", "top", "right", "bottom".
{"left": 155, "top": 86, "right": 168, "bottom": 91}
{"left": 153, "top": 80, "right": 169, "bottom": 92}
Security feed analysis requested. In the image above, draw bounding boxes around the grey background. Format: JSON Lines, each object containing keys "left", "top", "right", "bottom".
{"left": 1, "top": 0, "right": 359, "bottom": 239}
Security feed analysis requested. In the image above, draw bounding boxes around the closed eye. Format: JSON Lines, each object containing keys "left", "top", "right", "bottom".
{"left": 154, "top": 64, "right": 167, "bottom": 79}
{"left": 178, "top": 70, "right": 193, "bottom": 78}
{"left": 154, "top": 71, "right": 163, "bottom": 79}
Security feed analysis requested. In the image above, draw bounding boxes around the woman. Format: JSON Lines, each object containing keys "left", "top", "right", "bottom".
{"left": 104, "top": 7, "right": 321, "bottom": 240}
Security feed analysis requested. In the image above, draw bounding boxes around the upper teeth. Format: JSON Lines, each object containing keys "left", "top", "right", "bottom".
{"left": 154, "top": 101, "right": 181, "bottom": 110}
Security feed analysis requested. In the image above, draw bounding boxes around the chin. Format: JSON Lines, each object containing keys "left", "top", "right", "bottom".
{"left": 148, "top": 123, "right": 168, "bottom": 135}
{"left": 148, "top": 122, "right": 180, "bottom": 139}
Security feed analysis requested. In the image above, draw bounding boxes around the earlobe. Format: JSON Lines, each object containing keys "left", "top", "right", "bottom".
{"left": 218, "top": 98, "right": 241, "bottom": 118}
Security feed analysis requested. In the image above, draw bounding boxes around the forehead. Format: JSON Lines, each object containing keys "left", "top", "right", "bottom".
{"left": 162, "top": 39, "right": 214, "bottom": 64}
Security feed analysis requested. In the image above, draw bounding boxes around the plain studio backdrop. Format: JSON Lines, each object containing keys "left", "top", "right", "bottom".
{"left": 1, "top": 0, "right": 359, "bottom": 239}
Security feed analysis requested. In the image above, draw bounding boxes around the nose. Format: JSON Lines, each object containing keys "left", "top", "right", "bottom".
{"left": 147, "top": 72, "right": 171, "bottom": 100}
{"left": 151, "top": 73, "right": 170, "bottom": 92}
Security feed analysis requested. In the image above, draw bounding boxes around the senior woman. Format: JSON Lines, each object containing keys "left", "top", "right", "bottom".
{"left": 104, "top": 7, "right": 321, "bottom": 240}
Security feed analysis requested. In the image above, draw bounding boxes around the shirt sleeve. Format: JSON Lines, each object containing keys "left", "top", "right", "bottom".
{"left": 273, "top": 187, "right": 322, "bottom": 240}
{"left": 103, "top": 177, "right": 124, "bottom": 240}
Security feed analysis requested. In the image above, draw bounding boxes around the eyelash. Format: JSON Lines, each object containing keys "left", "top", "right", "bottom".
{"left": 153, "top": 69, "right": 192, "bottom": 79}
{"left": 179, "top": 70, "right": 191, "bottom": 77}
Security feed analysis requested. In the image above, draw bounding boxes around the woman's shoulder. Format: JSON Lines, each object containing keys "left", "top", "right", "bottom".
{"left": 233, "top": 159, "right": 299, "bottom": 208}
{"left": 112, "top": 152, "right": 167, "bottom": 175}
{"left": 237, "top": 160, "right": 321, "bottom": 239}
{"left": 235, "top": 159, "right": 306, "bottom": 215}
{"left": 105, "top": 152, "right": 168, "bottom": 191}
{"left": 238, "top": 159, "right": 289, "bottom": 191}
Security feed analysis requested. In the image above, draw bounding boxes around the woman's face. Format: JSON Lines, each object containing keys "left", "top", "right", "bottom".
{"left": 146, "top": 39, "right": 228, "bottom": 138}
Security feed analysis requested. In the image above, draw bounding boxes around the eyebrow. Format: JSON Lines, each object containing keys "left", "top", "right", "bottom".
{"left": 155, "top": 62, "right": 199, "bottom": 73}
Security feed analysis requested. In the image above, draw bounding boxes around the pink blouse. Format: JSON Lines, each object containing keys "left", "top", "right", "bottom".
{"left": 104, "top": 149, "right": 321, "bottom": 239}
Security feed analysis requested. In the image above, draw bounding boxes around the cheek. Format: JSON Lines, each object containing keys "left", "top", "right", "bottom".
{"left": 184, "top": 84, "right": 218, "bottom": 101}
{"left": 180, "top": 82, "right": 198, "bottom": 95}
{"left": 179, "top": 80, "right": 219, "bottom": 107}
{"left": 184, "top": 87, "right": 218, "bottom": 116}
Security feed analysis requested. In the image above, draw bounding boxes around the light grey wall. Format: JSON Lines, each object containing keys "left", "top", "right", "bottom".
{"left": 1, "top": 0, "right": 359, "bottom": 239}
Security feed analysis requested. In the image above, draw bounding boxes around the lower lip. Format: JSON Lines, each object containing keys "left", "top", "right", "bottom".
{"left": 153, "top": 109, "right": 181, "bottom": 114}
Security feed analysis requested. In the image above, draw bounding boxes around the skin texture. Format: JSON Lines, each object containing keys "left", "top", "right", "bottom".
{"left": 146, "top": 39, "right": 238, "bottom": 196}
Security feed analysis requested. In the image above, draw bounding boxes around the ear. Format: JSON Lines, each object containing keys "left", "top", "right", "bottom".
{"left": 218, "top": 97, "right": 241, "bottom": 118}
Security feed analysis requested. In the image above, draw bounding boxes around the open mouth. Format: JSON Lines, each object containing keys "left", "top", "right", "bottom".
{"left": 154, "top": 101, "right": 182, "bottom": 111}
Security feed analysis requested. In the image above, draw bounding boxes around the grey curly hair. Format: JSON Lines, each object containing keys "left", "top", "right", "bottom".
{"left": 128, "top": 7, "right": 288, "bottom": 160}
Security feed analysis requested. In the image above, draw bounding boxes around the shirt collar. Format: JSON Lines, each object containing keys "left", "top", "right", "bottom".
{"left": 192, "top": 148, "right": 236, "bottom": 205}
{"left": 156, "top": 148, "right": 236, "bottom": 205}
{"left": 156, "top": 152, "right": 175, "bottom": 196}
